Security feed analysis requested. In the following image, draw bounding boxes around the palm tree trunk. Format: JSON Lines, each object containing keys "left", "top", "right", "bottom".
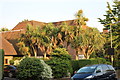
{"left": 76, "top": 54, "right": 79, "bottom": 60}
{"left": 86, "top": 55, "right": 90, "bottom": 59}
{"left": 32, "top": 45, "right": 37, "bottom": 57}
{"left": 44, "top": 52, "right": 47, "bottom": 59}
{"left": 76, "top": 50, "right": 79, "bottom": 60}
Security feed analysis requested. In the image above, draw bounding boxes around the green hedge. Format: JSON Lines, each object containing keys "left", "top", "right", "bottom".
{"left": 45, "top": 48, "right": 73, "bottom": 79}
{"left": 71, "top": 58, "right": 111, "bottom": 73}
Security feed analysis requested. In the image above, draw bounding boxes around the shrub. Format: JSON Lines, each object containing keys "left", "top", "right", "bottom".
{"left": 46, "top": 58, "right": 72, "bottom": 78}
{"left": 71, "top": 58, "right": 111, "bottom": 73}
{"left": 46, "top": 48, "right": 72, "bottom": 78}
{"left": 9, "top": 60, "right": 14, "bottom": 65}
{"left": 17, "top": 57, "right": 52, "bottom": 80}
{"left": 51, "top": 48, "right": 72, "bottom": 60}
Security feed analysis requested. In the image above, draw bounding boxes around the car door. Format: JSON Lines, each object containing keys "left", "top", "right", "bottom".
{"left": 94, "top": 65, "right": 104, "bottom": 80}
{"left": 101, "top": 65, "right": 110, "bottom": 79}
{"left": 107, "top": 65, "right": 116, "bottom": 79}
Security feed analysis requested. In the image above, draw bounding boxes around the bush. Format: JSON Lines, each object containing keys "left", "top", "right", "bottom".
{"left": 9, "top": 60, "right": 14, "bottom": 65}
{"left": 46, "top": 58, "right": 72, "bottom": 78}
{"left": 51, "top": 48, "right": 72, "bottom": 60}
{"left": 17, "top": 57, "right": 52, "bottom": 80}
{"left": 71, "top": 58, "right": 111, "bottom": 73}
{"left": 46, "top": 48, "right": 72, "bottom": 78}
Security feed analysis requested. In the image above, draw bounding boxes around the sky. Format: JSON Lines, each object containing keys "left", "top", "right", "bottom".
{"left": 0, "top": 0, "right": 114, "bottom": 32}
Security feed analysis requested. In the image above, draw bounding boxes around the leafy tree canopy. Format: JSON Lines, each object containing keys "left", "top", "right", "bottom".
{"left": 98, "top": 0, "right": 120, "bottom": 54}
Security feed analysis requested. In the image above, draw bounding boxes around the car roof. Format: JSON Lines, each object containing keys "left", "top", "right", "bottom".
{"left": 85, "top": 64, "right": 109, "bottom": 67}
{"left": 4, "top": 65, "right": 16, "bottom": 67}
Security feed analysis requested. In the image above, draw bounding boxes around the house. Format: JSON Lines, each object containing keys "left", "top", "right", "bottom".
{"left": 1, "top": 20, "right": 88, "bottom": 65}
{"left": 0, "top": 34, "right": 17, "bottom": 65}
{"left": 0, "top": 30, "right": 25, "bottom": 65}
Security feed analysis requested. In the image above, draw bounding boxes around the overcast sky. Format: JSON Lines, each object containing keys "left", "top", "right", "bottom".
{"left": 0, "top": 0, "right": 113, "bottom": 31}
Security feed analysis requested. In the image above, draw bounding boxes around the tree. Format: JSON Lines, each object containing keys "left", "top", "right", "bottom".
{"left": 56, "top": 22, "right": 75, "bottom": 49}
{"left": 17, "top": 42, "right": 30, "bottom": 57}
{"left": 75, "top": 10, "right": 88, "bottom": 26}
{"left": 71, "top": 10, "right": 89, "bottom": 60}
{"left": 98, "top": 0, "right": 120, "bottom": 60}
{"left": 72, "top": 27, "right": 106, "bottom": 59}
{"left": 0, "top": 27, "right": 9, "bottom": 32}
{"left": 18, "top": 25, "right": 38, "bottom": 57}
{"left": 35, "top": 24, "right": 52, "bottom": 59}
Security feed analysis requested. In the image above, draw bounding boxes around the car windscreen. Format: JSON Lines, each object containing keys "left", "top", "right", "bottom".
{"left": 77, "top": 66, "right": 97, "bottom": 73}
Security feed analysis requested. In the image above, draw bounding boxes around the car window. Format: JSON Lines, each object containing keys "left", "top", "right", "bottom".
{"left": 101, "top": 65, "right": 109, "bottom": 72}
{"left": 95, "top": 65, "right": 102, "bottom": 73}
{"left": 107, "top": 65, "right": 115, "bottom": 71}
{"left": 77, "top": 66, "right": 96, "bottom": 73}
{"left": 9, "top": 66, "right": 14, "bottom": 69}
{"left": 9, "top": 65, "right": 16, "bottom": 69}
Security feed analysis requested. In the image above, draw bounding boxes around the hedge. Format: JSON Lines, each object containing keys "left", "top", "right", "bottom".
{"left": 45, "top": 48, "right": 73, "bottom": 79}
{"left": 71, "top": 58, "right": 111, "bottom": 73}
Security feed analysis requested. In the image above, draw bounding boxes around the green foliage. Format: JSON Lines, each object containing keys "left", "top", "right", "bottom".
{"left": 98, "top": 0, "right": 120, "bottom": 67}
{"left": 75, "top": 9, "right": 88, "bottom": 25}
{"left": 114, "top": 55, "right": 120, "bottom": 67}
{"left": 17, "top": 57, "right": 52, "bottom": 80}
{"left": 98, "top": 0, "right": 120, "bottom": 51}
{"left": 71, "top": 58, "right": 111, "bottom": 72}
{"left": 46, "top": 48, "right": 72, "bottom": 79}
{"left": 46, "top": 58, "right": 72, "bottom": 78}
{"left": 71, "top": 27, "right": 106, "bottom": 59}
{"left": 51, "top": 48, "right": 71, "bottom": 60}
{"left": 9, "top": 60, "right": 14, "bottom": 65}
{"left": 0, "top": 27, "right": 9, "bottom": 32}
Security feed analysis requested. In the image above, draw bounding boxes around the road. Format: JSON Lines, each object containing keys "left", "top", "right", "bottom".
{"left": 3, "top": 70, "right": 120, "bottom": 80}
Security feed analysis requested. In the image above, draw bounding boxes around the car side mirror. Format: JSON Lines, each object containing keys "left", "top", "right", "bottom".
{"left": 96, "top": 70, "right": 101, "bottom": 73}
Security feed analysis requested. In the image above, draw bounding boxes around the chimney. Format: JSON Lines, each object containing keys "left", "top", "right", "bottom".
{"left": 103, "top": 28, "right": 109, "bottom": 33}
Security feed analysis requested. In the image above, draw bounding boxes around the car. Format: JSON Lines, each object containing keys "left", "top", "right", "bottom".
{"left": 71, "top": 64, "right": 117, "bottom": 80}
{"left": 4, "top": 65, "right": 17, "bottom": 78}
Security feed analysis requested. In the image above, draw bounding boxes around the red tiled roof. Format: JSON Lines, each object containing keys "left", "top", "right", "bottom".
{"left": 0, "top": 35, "right": 17, "bottom": 55}
{"left": 1, "top": 29, "right": 25, "bottom": 40}
{"left": 12, "top": 19, "right": 88, "bottom": 31}
{"left": 52, "top": 20, "right": 77, "bottom": 26}
{"left": 12, "top": 20, "right": 46, "bottom": 30}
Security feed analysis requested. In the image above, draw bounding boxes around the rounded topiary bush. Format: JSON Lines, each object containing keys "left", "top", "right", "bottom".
{"left": 17, "top": 57, "right": 52, "bottom": 80}
{"left": 46, "top": 48, "right": 73, "bottom": 78}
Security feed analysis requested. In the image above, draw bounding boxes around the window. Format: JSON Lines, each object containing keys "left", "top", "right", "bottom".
{"left": 102, "top": 65, "right": 109, "bottom": 72}
{"left": 107, "top": 65, "right": 115, "bottom": 71}
{"left": 77, "top": 66, "right": 96, "bottom": 73}
{"left": 5, "top": 59, "right": 8, "bottom": 64}
{"left": 96, "top": 65, "right": 102, "bottom": 73}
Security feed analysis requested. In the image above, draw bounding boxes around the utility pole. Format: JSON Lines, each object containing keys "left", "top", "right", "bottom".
{"left": 110, "top": 24, "right": 114, "bottom": 66}
{"left": 109, "top": 21, "right": 120, "bottom": 66}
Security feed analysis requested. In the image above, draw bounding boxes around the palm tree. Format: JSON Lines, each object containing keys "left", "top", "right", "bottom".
{"left": 72, "top": 28, "right": 106, "bottom": 59}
